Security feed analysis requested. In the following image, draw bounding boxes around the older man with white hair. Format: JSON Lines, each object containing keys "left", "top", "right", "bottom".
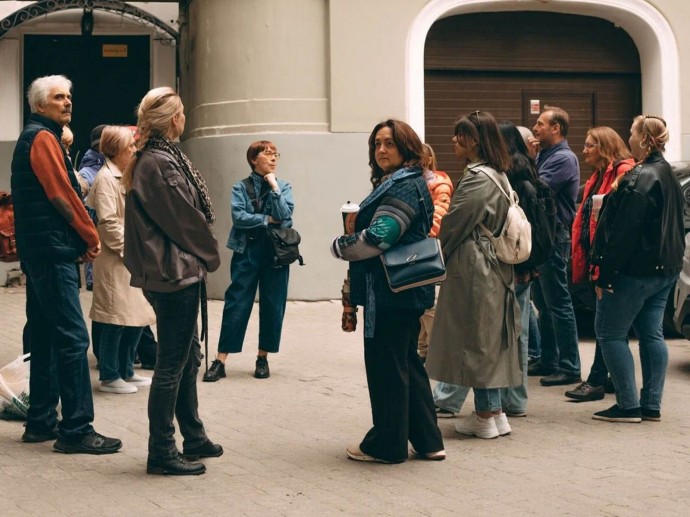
{"left": 10, "top": 75, "right": 122, "bottom": 455}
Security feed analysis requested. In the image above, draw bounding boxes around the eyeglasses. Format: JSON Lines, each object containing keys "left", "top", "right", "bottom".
{"left": 261, "top": 151, "right": 281, "bottom": 159}
{"left": 583, "top": 143, "right": 599, "bottom": 149}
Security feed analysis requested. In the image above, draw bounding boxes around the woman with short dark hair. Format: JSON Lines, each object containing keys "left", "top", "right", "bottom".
{"left": 426, "top": 111, "right": 521, "bottom": 439}
{"left": 203, "top": 139, "right": 294, "bottom": 382}
{"left": 331, "top": 119, "right": 445, "bottom": 463}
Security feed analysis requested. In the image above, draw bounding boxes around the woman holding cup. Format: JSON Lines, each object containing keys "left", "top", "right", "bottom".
{"left": 565, "top": 127, "right": 634, "bottom": 402}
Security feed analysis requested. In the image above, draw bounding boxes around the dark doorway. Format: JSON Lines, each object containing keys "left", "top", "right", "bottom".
{"left": 23, "top": 34, "right": 150, "bottom": 166}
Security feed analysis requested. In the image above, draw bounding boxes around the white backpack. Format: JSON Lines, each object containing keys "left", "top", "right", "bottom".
{"left": 476, "top": 166, "right": 532, "bottom": 264}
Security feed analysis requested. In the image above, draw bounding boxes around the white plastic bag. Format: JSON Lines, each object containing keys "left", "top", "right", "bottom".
{"left": 0, "top": 353, "right": 30, "bottom": 419}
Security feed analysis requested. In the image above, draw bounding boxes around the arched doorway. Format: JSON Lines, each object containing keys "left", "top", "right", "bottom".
{"left": 423, "top": 11, "right": 641, "bottom": 182}
{"left": 407, "top": 0, "right": 681, "bottom": 162}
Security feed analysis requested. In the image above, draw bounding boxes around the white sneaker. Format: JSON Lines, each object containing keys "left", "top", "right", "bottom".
{"left": 99, "top": 378, "right": 137, "bottom": 394}
{"left": 454, "top": 413, "right": 499, "bottom": 439}
{"left": 494, "top": 412, "right": 512, "bottom": 436}
{"left": 125, "top": 373, "right": 152, "bottom": 387}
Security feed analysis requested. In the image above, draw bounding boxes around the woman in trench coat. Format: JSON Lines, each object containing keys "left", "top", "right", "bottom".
{"left": 89, "top": 126, "right": 155, "bottom": 394}
{"left": 426, "top": 111, "right": 522, "bottom": 439}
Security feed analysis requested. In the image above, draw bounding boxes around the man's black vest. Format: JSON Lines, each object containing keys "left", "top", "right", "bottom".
{"left": 11, "top": 113, "right": 87, "bottom": 262}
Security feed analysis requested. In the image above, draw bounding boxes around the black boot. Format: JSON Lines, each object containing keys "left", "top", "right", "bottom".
{"left": 254, "top": 355, "right": 270, "bottom": 379}
{"left": 147, "top": 452, "right": 206, "bottom": 476}
{"left": 203, "top": 359, "right": 226, "bottom": 382}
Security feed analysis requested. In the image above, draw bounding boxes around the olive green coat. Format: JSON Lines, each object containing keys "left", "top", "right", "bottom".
{"left": 425, "top": 164, "right": 522, "bottom": 388}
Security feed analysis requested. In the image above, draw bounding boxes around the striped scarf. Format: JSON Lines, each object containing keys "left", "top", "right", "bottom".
{"left": 146, "top": 136, "right": 215, "bottom": 225}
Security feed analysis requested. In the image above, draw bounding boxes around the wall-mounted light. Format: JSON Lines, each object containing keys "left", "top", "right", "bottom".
{"left": 81, "top": 8, "right": 94, "bottom": 36}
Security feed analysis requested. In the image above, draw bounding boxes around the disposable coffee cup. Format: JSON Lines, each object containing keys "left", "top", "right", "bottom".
{"left": 592, "top": 194, "right": 605, "bottom": 222}
{"left": 341, "top": 201, "right": 360, "bottom": 234}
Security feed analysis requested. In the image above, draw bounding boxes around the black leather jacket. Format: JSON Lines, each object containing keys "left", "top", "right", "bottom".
{"left": 590, "top": 152, "right": 684, "bottom": 289}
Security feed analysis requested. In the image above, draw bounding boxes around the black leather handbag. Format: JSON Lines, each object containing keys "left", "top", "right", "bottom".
{"left": 379, "top": 181, "right": 446, "bottom": 292}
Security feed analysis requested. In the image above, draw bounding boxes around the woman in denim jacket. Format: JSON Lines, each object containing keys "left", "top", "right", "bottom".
{"left": 204, "top": 141, "right": 294, "bottom": 381}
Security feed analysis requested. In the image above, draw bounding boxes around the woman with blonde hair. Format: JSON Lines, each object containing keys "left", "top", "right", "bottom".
{"left": 566, "top": 126, "right": 634, "bottom": 402}
{"left": 123, "top": 87, "right": 222, "bottom": 475}
{"left": 590, "top": 115, "right": 684, "bottom": 423}
{"left": 89, "top": 126, "right": 155, "bottom": 395}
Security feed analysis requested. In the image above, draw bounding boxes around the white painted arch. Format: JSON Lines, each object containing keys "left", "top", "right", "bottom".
{"left": 407, "top": 0, "right": 681, "bottom": 160}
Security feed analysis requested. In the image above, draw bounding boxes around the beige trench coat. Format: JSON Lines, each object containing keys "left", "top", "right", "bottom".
{"left": 425, "top": 164, "right": 522, "bottom": 388}
{"left": 87, "top": 159, "right": 155, "bottom": 327}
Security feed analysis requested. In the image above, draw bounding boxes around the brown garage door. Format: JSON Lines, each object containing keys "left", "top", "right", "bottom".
{"left": 425, "top": 12, "right": 641, "bottom": 184}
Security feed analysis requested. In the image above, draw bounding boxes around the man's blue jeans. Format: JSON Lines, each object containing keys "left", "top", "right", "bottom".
{"left": 433, "top": 283, "right": 530, "bottom": 414}
{"left": 24, "top": 261, "right": 95, "bottom": 440}
{"left": 145, "top": 284, "right": 208, "bottom": 459}
{"left": 98, "top": 324, "right": 144, "bottom": 382}
{"left": 533, "top": 226, "right": 580, "bottom": 375}
{"left": 595, "top": 274, "right": 677, "bottom": 411}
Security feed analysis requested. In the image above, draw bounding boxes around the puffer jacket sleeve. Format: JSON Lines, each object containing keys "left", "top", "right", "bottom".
{"left": 429, "top": 170, "right": 454, "bottom": 238}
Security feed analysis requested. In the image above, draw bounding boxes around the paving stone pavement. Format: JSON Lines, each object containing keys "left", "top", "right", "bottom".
{"left": 0, "top": 286, "right": 689, "bottom": 516}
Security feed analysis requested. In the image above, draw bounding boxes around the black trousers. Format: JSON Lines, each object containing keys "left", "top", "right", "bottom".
{"left": 360, "top": 306, "right": 444, "bottom": 462}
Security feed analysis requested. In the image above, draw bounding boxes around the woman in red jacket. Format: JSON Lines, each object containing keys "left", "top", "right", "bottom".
{"left": 566, "top": 126, "right": 634, "bottom": 402}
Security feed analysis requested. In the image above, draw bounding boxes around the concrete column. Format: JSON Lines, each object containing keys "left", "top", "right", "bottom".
{"left": 181, "top": 0, "right": 370, "bottom": 300}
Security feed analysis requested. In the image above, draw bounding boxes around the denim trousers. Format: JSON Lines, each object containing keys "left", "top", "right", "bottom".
{"left": 98, "top": 323, "right": 144, "bottom": 382}
{"left": 595, "top": 274, "right": 677, "bottom": 411}
{"left": 218, "top": 237, "right": 289, "bottom": 354}
{"left": 533, "top": 226, "right": 580, "bottom": 375}
{"left": 24, "top": 261, "right": 95, "bottom": 439}
{"left": 528, "top": 301, "right": 541, "bottom": 359}
{"left": 145, "top": 284, "right": 208, "bottom": 459}
{"left": 474, "top": 388, "right": 502, "bottom": 412}
{"left": 434, "top": 283, "right": 531, "bottom": 414}
{"left": 361, "top": 306, "right": 443, "bottom": 463}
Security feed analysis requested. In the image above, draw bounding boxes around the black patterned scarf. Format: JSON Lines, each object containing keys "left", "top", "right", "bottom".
{"left": 145, "top": 135, "right": 215, "bottom": 225}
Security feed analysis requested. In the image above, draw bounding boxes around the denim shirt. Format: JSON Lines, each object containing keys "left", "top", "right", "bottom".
{"left": 226, "top": 172, "right": 294, "bottom": 253}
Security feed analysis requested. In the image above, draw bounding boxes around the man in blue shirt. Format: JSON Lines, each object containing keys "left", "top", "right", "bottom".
{"left": 527, "top": 107, "right": 582, "bottom": 386}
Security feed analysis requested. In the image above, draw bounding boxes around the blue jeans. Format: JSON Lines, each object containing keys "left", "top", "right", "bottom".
{"left": 595, "top": 274, "right": 677, "bottom": 411}
{"left": 24, "top": 261, "right": 94, "bottom": 440}
{"left": 474, "top": 389, "right": 502, "bottom": 412}
{"left": 145, "top": 284, "right": 208, "bottom": 459}
{"left": 98, "top": 324, "right": 144, "bottom": 382}
{"left": 528, "top": 301, "right": 541, "bottom": 359}
{"left": 533, "top": 226, "right": 580, "bottom": 375}
{"left": 500, "top": 282, "right": 530, "bottom": 413}
{"left": 433, "top": 283, "right": 530, "bottom": 414}
{"left": 218, "top": 237, "right": 289, "bottom": 354}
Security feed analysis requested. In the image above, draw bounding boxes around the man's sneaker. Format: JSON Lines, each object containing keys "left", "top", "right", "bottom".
{"left": 22, "top": 426, "right": 58, "bottom": 443}
{"left": 494, "top": 413, "right": 512, "bottom": 436}
{"left": 454, "top": 413, "right": 499, "bottom": 439}
{"left": 147, "top": 451, "right": 206, "bottom": 476}
{"left": 54, "top": 431, "right": 122, "bottom": 455}
{"left": 254, "top": 355, "right": 270, "bottom": 379}
{"left": 125, "top": 373, "right": 152, "bottom": 387}
{"left": 592, "top": 404, "right": 642, "bottom": 423}
{"left": 527, "top": 361, "right": 553, "bottom": 377}
{"left": 565, "top": 381, "right": 605, "bottom": 402}
{"left": 99, "top": 378, "right": 137, "bottom": 394}
{"left": 641, "top": 408, "right": 661, "bottom": 422}
{"left": 435, "top": 406, "right": 456, "bottom": 418}
{"left": 183, "top": 439, "right": 224, "bottom": 460}
{"left": 203, "top": 359, "right": 226, "bottom": 382}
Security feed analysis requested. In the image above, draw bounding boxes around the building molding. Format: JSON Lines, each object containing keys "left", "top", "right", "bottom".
{"left": 407, "top": 0, "right": 681, "bottom": 160}
{"left": 0, "top": 0, "right": 178, "bottom": 45}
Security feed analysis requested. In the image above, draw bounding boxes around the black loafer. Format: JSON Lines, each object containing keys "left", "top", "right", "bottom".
{"left": 183, "top": 439, "right": 224, "bottom": 460}
{"left": 641, "top": 408, "right": 661, "bottom": 422}
{"left": 565, "top": 381, "right": 605, "bottom": 401}
{"left": 203, "top": 359, "right": 226, "bottom": 382}
{"left": 54, "top": 431, "right": 122, "bottom": 455}
{"left": 540, "top": 373, "right": 582, "bottom": 386}
{"left": 147, "top": 452, "right": 206, "bottom": 476}
{"left": 592, "top": 404, "right": 641, "bottom": 423}
{"left": 527, "top": 362, "right": 553, "bottom": 377}
{"left": 254, "top": 355, "right": 270, "bottom": 379}
{"left": 22, "top": 426, "right": 58, "bottom": 443}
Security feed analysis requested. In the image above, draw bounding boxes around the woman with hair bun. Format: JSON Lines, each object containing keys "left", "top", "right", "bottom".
{"left": 123, "top": 87, "right": 223, "bottom": 475}
{"left": 590, "top": 115, "right": 684, "bottom": 424}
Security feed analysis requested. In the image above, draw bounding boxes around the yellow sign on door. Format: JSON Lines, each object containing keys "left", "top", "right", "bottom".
{"left": 103, "top": 44, "right": 128, "bottom": 58}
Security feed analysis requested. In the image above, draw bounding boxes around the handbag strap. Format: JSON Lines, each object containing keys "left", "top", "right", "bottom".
{"left": 413, "top": 178, "right": 433, "bottom": 237}
{"left": 472, "top": 165, "right": 515, "bottom": 240}
{"left": 242, "top": 176, "right": 270, "bottom": 213}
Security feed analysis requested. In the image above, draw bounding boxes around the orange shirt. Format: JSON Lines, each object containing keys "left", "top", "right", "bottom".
{"left": 30, "top": 131, "right": 99, "bottom": 249}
